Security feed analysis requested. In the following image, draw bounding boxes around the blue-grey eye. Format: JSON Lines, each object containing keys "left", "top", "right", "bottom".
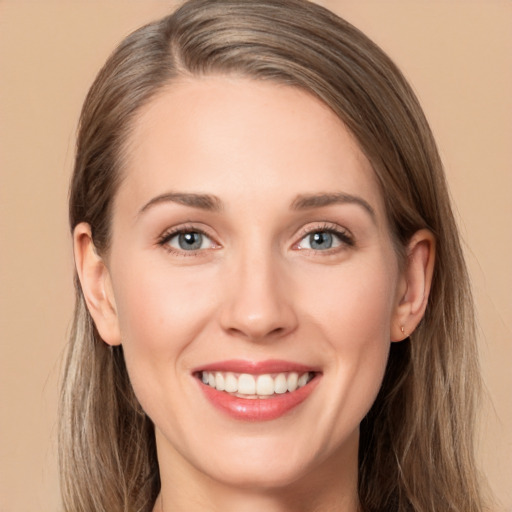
{"left": 167, "top": 231, "right": 212, "bottom": 251}
{"left": 298, "top": 230, "right": 343, "bottom": 251}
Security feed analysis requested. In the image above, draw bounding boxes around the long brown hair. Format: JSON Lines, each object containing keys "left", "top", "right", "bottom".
{"left": 61, "top": 1, "right": 484, "bottom": 510}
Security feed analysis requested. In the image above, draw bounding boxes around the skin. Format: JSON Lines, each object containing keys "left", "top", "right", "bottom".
{"left": 74, "top": 77, "right": 434, "bottom": 512}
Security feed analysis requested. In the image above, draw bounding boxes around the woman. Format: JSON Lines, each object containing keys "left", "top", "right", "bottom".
{"left": 60, "top": 0, "right": 485, "bottom": 510}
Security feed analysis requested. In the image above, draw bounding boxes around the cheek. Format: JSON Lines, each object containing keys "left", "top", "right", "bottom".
{"left": 303, "top": 258, "right": 397, "bottom": 426}
{"left": 112, "top": 256, "right": 217, "bottom": 349}
{"left": 305, "top": 256, "right": 397, "bottom": 341}
{"left": 108, "top": 257, "right": 219, "bottom": 413}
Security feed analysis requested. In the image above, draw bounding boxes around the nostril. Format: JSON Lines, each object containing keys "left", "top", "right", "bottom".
{"left": 219, "top": 282, "right": 299, "bottom": 341}
{"left": 225, "top": 323, "right": 291, "bottom": 341}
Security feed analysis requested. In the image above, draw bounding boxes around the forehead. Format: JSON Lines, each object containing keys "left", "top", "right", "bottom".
{"left": 117, "top": 76, "right": 385, "bottom": 219}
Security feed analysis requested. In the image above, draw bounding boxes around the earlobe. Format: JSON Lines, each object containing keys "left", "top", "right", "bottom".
{"left": 73, "top": 222, "right": 122, "bottom": 346}
{"left": 391, "top": 229, "right": 436, "bottom": 342}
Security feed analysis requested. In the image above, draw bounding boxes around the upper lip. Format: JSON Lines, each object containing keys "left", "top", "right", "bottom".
{"left": 192, "top": 359, "right": 320, "bottom": 374}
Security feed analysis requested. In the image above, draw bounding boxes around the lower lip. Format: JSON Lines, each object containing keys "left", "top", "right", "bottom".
{"left": 197, "top": 375, "right": 320, "bottom": 421}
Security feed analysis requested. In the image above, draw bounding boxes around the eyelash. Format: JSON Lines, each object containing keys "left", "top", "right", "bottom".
{"left": 157, "top": 225, "right": 217, "bottom": 256}
{"left": 294, "top": 223, "right": 355, "bottom": 252}
{"left": 156, "top": 222, "right": 354, "bottom": 256}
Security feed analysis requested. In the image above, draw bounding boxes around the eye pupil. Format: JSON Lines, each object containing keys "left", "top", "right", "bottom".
{"left": 310, "top": 232, "right": 333, "bottom": 250}
{"left": 179, "top": 232, "right": 202, "bottom": 250}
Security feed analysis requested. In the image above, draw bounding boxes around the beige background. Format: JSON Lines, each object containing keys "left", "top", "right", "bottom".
{"left": 0, "top": 1, "right": 510, "bottom": 510}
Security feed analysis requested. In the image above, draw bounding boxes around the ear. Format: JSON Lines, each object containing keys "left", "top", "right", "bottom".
{"left": 391, "top": 229, "right": 436, "bottom": 342}
{"left": 73, "top": 222, "right": 122, "bottom": 346}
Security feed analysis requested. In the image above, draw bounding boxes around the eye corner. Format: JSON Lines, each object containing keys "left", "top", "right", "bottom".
{"left": 293, "top": 223, "right": 355, "bottom": 253}
{"left": 157, "top": 224, "right": 220, "bottom": 256}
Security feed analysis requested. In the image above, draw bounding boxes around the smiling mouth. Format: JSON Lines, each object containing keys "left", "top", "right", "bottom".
{"left": 196, "top": 371, "right": 316, "bottom": 399}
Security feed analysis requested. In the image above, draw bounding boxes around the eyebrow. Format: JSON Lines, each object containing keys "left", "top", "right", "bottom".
{"left": 137, "top": 190, "right": 375, "bottom": 220}
{"left": 138, "top": 192, "right": 223, "bottom": 216}
{"left": 291, "top": 192, "right": 375, "bottom": 220}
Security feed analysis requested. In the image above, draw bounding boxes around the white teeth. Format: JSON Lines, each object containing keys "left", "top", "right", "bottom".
{"left": 287, "top": 372, "right": 298, "bottom": 392}
{"left": 238, "top": 374, "right": 256, "bottom": 394}
{"left": 297, "top": 373, "right": 309, "bottom": 388}
{"left": 200, "top": 370, "right": 313, "bottom": 397}
{"left": 274, "top": 373, "right": 288, "bottom": 394}
{"left": 224, "top": 372, "right": 238, "bottom": 392}
{"left": 256, "top": 374, "right": 274, "bottom": 396}
{"left": 215, "top": 372, "right": 225, "bottom": 391}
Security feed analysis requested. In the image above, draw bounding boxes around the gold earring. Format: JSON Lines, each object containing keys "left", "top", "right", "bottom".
{"left": 400, "top": 325, "right": 405, "bottom": 335}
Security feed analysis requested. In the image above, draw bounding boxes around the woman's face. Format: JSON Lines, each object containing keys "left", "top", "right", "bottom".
{"left": 104, "top": 77, "right": 405, "bottom": 489}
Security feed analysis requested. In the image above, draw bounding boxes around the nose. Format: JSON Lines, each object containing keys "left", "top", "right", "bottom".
{"left": 219, "top": 249, "right": 298, "bottom": 342}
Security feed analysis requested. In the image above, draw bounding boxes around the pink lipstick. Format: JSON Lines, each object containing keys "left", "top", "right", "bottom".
{"left": 193, "top": 359, "right": 321, "bottom": 421}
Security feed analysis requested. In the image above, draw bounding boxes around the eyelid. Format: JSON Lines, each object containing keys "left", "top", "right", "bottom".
{"left": 156, "top": 221, "right": 353, "bottom": 256}
{"left": 292, "top": 222, "right": 355, "bottom": 251}
{"left": 157, "top": 223, "right": 220, "bottom": 255}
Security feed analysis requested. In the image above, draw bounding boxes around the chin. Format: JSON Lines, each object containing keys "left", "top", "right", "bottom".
{"left": 200, "top": 456, "right": 311, "bottom": 491}
{"left": 189, "top": 428, "right": 355, "bottom": 492}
